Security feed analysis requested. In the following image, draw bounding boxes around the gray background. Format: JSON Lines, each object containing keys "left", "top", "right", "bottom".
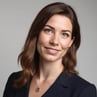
{"left": 0, "top": 0, "right": 97, "bottom": 96}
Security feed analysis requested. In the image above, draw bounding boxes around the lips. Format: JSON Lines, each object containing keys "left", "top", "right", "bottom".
{"left": 45, "top": 47, "right": 60, "bottom": 55}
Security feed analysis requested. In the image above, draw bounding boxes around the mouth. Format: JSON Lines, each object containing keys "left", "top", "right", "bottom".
{"left": 44, "top": 47, "right": 60, "bottom": 55}
{"left": 45, "top": 47, "right": 60, "bottom": 51}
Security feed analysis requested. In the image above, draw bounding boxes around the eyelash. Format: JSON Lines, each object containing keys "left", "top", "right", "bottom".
{"left": 62, "top": 33, "right": 70, "bottom": 38}
{"left": 43, "top": 28, "right": 70, "bottom": 38}
{"left": 43, "top": 28, "right": 52, "bottom": 33}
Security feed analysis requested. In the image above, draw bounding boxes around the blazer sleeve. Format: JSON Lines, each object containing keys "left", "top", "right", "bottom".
{"left": 79, "top": 84, "right": 97, "bottom": 97}
{"left": 3, "top": 72, "right": 17, "bottom": 97}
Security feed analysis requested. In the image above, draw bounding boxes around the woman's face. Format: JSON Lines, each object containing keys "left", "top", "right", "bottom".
{"left": 37, "top": 14, "right": 73, "bottom": 62}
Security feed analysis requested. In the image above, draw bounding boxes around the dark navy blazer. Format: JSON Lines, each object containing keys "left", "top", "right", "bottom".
{"left": 3, "top": 71, "right": 97, "bottom": 97}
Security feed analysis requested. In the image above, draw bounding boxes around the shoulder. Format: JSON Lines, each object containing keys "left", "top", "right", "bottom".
{"left": 69, "top": 74, "right": 96, "bottom": 88}
{"left": 5, "top": 71, "right": 22, "bottom": 86}
{"left": 4, "top": 71, "right": 22, "bottom": 86}
{"left": 65, "top": 73, "right": 97, "bottom": 97}
{"left": 7, "top": 71, "right": 22, "bottom": 81}
{"left": 3, "top": 71, "right": 22, "bottom": 97}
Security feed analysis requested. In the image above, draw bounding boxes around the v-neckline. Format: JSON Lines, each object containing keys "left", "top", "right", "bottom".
{"left": 27, "top": 71, "right": 64, "bottom": 97}
{"left": 42, "top": 72, "right": 63, "bottom": 97}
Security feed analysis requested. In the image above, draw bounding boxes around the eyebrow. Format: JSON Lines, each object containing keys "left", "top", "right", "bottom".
{"left": 45, "top": 25, "right": 72, "bottom": 33}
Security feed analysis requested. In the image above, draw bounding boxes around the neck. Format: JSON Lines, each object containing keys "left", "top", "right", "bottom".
{"left": 38, "top": 59, "right": 64, "bottom": 81}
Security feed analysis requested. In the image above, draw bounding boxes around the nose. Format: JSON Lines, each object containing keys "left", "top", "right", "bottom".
{"left": 49, "top": 34, "right": 59, "bottom": 46}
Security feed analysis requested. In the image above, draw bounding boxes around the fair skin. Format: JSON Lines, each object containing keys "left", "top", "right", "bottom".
{"left": 29, "top": 15, "right": 74, "bottom": 97}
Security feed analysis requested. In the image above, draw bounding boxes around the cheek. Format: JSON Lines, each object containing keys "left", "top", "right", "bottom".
{"left": 37, "top": 39, "right": 43, "bottom": 51}
{"left": 37, "top": 33, "right": 45, "bottom": 45}
{"left": 38, "top": 32, "right": 51, "bottom": 46}
{"left": 37, "top": 34, "right": 49, "bottom": 49}
{"left": 38, "top": 38, "right": 46, "bottom": 47}
{"left": 60, "top": 41, "right": 72, "bottom": 57}
{"left": 61, "top": 40, "right": 72, "bottom": 49}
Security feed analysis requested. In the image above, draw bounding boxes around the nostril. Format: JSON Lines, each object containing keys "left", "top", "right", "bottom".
{"left": 49, "top": 36, "right": 59, "bottom": 46}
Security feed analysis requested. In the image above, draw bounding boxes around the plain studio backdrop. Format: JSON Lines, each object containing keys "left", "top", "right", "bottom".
{"left": 0, "top": 0, "right": 97, "bottom": 96}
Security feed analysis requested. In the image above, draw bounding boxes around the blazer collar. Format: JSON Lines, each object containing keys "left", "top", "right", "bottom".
{"left": 15, "top": 71, "right": 75, "bottom": 97}
{"left": 56, "top": 71, "right": 72, "bottom": 88}
{"left": 42, "top": 71, "right": 74, "bottom": 97}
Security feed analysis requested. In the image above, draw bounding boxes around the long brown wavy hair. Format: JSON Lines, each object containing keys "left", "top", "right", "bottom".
{"left": 15, "top": 2, "right": 81, "bottom": 88}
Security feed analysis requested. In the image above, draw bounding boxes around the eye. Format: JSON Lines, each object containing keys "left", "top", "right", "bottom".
{"left": 61, "top": 33, "right": 70, "bottom": 38}
{"left": 43, "top": 28, "right": 52, "bottom": 34}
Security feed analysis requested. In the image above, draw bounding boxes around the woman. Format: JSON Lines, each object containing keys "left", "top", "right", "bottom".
{"left": 3, "top": 2, "right": 97, "bottom": 97}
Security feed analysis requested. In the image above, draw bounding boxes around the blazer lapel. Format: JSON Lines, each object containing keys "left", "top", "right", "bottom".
{"left": 42, "top": 72, "right": 71, "bottom": 97}
{"left": 14, "top": 72, "right": 72, "bottom": 97}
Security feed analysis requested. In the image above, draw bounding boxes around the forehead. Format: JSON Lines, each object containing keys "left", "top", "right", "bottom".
{"left": 45, "top": 14, "right": 72, "bottom": 31}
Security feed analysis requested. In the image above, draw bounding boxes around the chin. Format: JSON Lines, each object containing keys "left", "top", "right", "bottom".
{"left": 42, "top": 55, "right": 60, "bottom": 62}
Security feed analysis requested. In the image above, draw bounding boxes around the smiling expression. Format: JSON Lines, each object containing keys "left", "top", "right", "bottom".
{"left": 37, "top": 15, "right": 74, "bottom": 62}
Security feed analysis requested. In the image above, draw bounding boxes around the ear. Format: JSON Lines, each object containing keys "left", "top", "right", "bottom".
{"left": 68, "top": 37, "right": 75, "bottom": 47}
